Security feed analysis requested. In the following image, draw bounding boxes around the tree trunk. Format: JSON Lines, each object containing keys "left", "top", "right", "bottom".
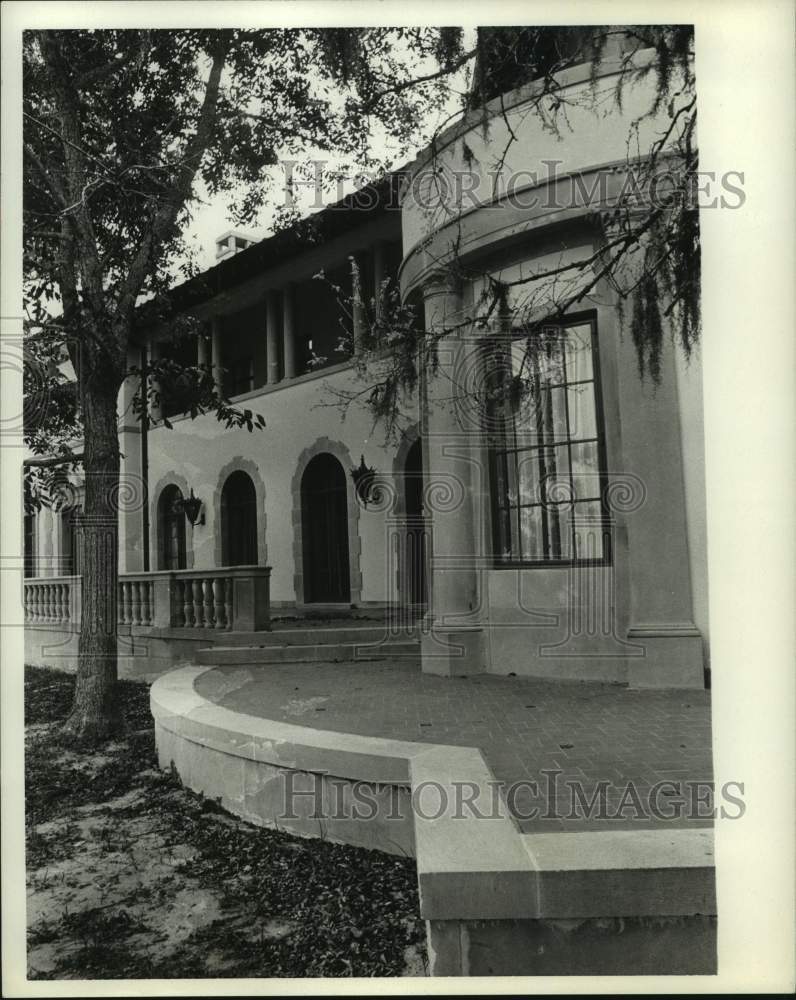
{"left": 62, "top": 377, "right": 124, "bottom": 743}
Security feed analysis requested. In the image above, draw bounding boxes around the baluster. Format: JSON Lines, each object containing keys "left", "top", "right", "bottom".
{"left": 172, "top": 579, "right": 185, "bottom": 627}
{"left": 212, "top": 577, "right": 226, "bottom": 629}
{"left": 141, "top": 581, "right": 152, "bottom": 626}
{"left": 31, "top": 585, "right": 40, "bottom": 623}
{"left": 182, "top": 578, "right": 194, "bottom": 627}
{"left": 63, "top": 582, "right": 71, "bottom": 622}
{"left": 36, "top": 584, "right": 44, "bottom": 623}
{"left": 192, "top": 579, "right": 204, "bottom": 628}
{"left": 55, "top": 583, "right": 64, "bottom": 622}
{"left": 24, "top": 586, "right": 31, "bottom": 623}
{"left": 224, "top": 577, "right": 233, "bottom": 630}
{"left": 130, "top": 581, "right": 141, "bottom": 626}
{"left": 202, "top": 578, "right": 214, "bottom": 628}
{"left": 45, "top": 584, "right": 54, "bottom": 622}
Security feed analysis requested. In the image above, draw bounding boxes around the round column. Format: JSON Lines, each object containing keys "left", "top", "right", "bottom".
{"left": 420, "top": 275, "right": 485, "bottom": 676}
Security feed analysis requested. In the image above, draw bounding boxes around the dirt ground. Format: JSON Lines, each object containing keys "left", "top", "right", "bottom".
{"left": 25, "top": 666, "right": 427, "bottom": 980}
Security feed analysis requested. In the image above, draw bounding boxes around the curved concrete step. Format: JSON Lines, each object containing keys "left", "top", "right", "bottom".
{"left": 196, "top": 640, "right": 420, "bottom": 665}
{"left": 213, "top": 625, "right": 417, "bottom": 647}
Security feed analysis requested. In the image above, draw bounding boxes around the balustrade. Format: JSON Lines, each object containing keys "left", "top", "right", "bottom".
{"left": 26, "top": 565, "right": 270, "bottom": 633}
{"left": 24, "top": 576, "right": 80, "bottom": 625}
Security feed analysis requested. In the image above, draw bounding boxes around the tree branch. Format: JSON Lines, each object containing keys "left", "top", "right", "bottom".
{"left": 117, "top": 36, "right": 231, "bottom": 320}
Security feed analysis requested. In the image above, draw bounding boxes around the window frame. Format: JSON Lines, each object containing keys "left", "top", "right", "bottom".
{"left": 486, "top": 312, "right": 612, "bottom": 569}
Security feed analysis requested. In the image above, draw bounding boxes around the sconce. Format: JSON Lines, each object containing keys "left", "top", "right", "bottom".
{"left": 350, "top": 455, "right": 380, "bottom": 508}
{"left": 180, "top": 488, "right": 205, "bottom": 527}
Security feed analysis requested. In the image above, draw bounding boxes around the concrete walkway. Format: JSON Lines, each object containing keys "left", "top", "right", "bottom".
{"left": 195, "top": 659, "right": 714, "bottom": 833}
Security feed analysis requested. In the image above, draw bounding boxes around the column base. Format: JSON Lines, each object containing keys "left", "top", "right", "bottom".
{"left": 421, "top": 623, "right": 485, "bottom": 677}
{"left": 626, "top": 623, "right": 706, "bottom": 690}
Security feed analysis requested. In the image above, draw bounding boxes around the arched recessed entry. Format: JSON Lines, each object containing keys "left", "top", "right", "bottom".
{"left": 221, "top": 470, "right": 258, "bottom": 566}
{"left": 404, "top": 439, "right": 427, "bottom": 607}
{"left": 158, "top": 485, "right": 186, "bottom": 570}
{"left": 301, "top": 453, "right": 351, "bottom": 603}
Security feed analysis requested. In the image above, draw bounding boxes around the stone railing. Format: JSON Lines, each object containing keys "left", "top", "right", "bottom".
{"left": 117, "top": 573, "right": 156, "bottom": 627}
{"left": 26, "top": 566, "right": 271, "bottom": 633}
{"left": 24, "top": 575, "right": 81, "bottom": 625}
{"left": 165, "top": 567, "right": 271, "bottom": 632}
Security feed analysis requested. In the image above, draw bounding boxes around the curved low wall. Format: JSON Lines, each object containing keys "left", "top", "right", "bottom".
{"left": 152, "top": 666, "right": 717, "bottom": 976}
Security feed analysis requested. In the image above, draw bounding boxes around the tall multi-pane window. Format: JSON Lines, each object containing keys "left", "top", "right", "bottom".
{"left": 487, "top": 317, "right": 609, "bottom": 564}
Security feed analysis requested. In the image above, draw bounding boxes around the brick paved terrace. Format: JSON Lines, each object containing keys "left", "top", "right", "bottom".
{"left": 195, "top": 659, "right": 714, "bottom": 834}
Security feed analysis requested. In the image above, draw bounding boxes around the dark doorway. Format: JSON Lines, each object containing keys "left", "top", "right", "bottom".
{"left": 301, "top": 453, "right": 351, "bottom": 603}
{"left": 404, "top": 439, "right": 427, "bottom": 607}
{"left": 158, "top": 485, "right": 186, "bottom": 570}
{"left": 221, "top": 471, "right": 258, "bottom": 566}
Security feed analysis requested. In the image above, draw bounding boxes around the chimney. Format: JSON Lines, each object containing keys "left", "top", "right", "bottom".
{"left": 215, "top": 230, "right": 257, "bottom": 261}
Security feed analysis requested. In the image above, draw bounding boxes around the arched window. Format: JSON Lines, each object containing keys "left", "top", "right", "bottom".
{"left": 301, "top": 454, "right": 350, "bottom": 603}
{"left": 158, "top": 485, "right": 186, "bottom": 570}
{"left": 221, "top": 470, "right": 258, "bottom": 566}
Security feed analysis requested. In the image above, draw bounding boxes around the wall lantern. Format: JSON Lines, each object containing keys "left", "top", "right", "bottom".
{"left": 180, "top": 488, "right": 205, "bottom": 527}
{"left": 351, "top": 455, "right": 380, "bottom": 508}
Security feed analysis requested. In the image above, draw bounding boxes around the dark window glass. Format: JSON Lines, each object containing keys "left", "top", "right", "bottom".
{"left": 221, "top": 471, "right": 258, "bottom": 567}
{"left": 159, "top": 337, "right": 198, "bottom": 419}
{"left": 224, "top": 357, "right": 254, "bottom": 397}
{"left": 159, "top": 486, "right": 186, "bottom": 570}
{"left": 488, "top": 319, "right": 609, "bottom": 564}
{"left": 24, "top": 512, "right": 36, "bottom": 578}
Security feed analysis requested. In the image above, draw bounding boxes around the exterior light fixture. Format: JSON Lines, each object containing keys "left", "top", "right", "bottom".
{"left": 180, "top": 488, "right": 204, "bottom": 527}
{"left": 351, "top": 455, "right": 379, "bottom": 508}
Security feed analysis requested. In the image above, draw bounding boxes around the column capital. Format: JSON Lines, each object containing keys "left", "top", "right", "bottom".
{"left": 421, "top": 270, "right": 461, "bottom": 302}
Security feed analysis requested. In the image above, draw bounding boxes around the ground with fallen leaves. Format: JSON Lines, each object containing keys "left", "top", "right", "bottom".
{"left": 25, "top": 665, "right": 426, "bottom": 979}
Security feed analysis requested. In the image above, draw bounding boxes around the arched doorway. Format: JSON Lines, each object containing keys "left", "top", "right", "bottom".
{"left": 221, "top": 470, "right": 258, "bottom": 566}
{"left": 404, "top": 439, "right": 427, "bottom": 607}
{"left": 301, "top": 453, "right": 350, "bottom": 603}
{"left": 158, "top": 485, "right": 186, "bottom": 570}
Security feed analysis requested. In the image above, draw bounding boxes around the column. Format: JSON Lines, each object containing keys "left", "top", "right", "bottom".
{"left": 147, "top": 339, "right": 163, "bottom": 424}
{"left": 616, "top": 326, "right": 705, "bottom": 689}
{"left": 118, "top": 346, "right": 144, "bottom": 572}
{"left": 210, "top": 317, "right": 223, "bottom": 396}
{"left": 350, "top": 253, "right": 366, "bottom": 354}
{"left": 372, "top": 241, "right": 386, "bottom": 320}
{"left": 266, "top": 291, "right": 280, "bottom": 384}
{"left": 197, "top": 329, "right": 210, "bottom": 369}
{"left": 420, "top": 276, "right": 485, "bottom": 676}
{"left": 282, "top": 285, "right": 296, "bottom": 379}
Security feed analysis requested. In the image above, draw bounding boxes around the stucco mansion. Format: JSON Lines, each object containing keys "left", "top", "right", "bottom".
{"left": 24, "top": 38, "right": 708, "bottom": 694}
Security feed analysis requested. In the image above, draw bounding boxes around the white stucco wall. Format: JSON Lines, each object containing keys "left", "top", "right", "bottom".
{"left": 141, "top": 363, "right": 419, "bottom": 606}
